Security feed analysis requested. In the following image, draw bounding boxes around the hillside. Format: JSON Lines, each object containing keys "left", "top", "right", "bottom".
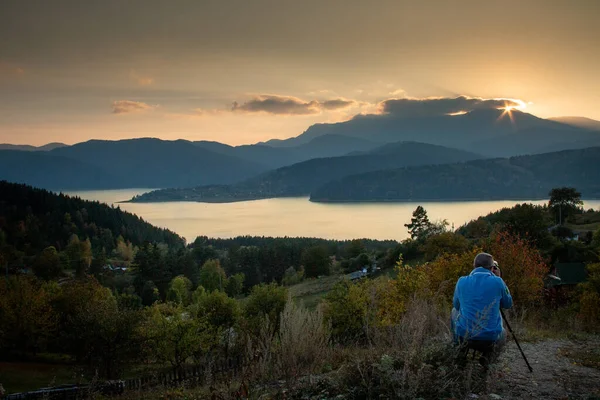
{"left": 263, "top": 109, "right": 598, "bottom": 157}
{"left": 310, "top": 147, "right": 600, "bottom": 202}
{"left": 0, "top": 181, "right": 184, "bottom": 268}
{"left": 49, "top": 138, "right": 269, "bottom": 188}
{"left": 0, "top": 142, "right": 68, "bottom": 151}
{"left": 549, "top": 116, "right": 600, "bottom": 131}
{"left": 0, "top": 150, "right": 127, "bottom": 190}
{"left": 129, "top": 142, "right": 484, "bottom": 202}
{"left": 195, "top": 134, "right": 380, "bottom": 170}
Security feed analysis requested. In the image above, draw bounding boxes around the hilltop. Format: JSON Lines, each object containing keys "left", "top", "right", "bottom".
{"left": 310, "top": 147, "right": 600, "bottom": 202}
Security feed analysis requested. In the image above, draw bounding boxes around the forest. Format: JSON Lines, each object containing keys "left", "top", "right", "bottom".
{"left": 1, "top": 182, "right": 600, "bottom": 398}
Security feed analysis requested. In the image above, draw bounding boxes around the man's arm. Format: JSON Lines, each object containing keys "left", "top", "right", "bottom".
{"left": 499, "top": 279, "right": 513, "bottom": 309}
{"left": 453, "top": 278, "right": 461, "bottom": 311}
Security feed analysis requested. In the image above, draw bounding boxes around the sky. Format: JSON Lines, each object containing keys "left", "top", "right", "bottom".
{"left": 1, "top": 0, "right": 599, "bottom": 146}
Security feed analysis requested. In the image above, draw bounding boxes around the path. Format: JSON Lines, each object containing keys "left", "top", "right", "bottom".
{"left": 486, "top": 337, "right": 600, "bottom": 399}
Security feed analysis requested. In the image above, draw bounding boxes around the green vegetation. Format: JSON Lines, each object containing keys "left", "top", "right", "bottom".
{"left": 2, "top": 182, "right": 600, "bottom": 397}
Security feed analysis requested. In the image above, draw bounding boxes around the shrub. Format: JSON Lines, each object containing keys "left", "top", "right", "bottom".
{"left": 244, "top": 283, "right": 288, "bottom": 334}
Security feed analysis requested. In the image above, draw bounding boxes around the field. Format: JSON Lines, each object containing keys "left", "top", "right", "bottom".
{"left": 0, "top": 361, "right": 79, "bottom": 394}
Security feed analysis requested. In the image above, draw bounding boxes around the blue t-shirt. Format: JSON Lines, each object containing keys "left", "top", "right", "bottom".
{"left": 453, "top": 267, "right": 513, "bottom": 341}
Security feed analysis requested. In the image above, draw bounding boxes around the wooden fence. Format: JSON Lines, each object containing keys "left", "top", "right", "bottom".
{"left": 4, "top": 355, "right": 244, "bottom": 400}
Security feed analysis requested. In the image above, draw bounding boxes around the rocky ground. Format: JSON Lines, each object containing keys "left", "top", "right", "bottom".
{"left": 485, "top": 337, "right": 600, "bottom": 399}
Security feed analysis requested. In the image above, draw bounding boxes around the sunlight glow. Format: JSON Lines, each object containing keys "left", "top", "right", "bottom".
{"left": 448, "top": 110, "right": 468, "bottom": 116}
{"left": 497, "top": 99, "right": 527, "bottom": 124}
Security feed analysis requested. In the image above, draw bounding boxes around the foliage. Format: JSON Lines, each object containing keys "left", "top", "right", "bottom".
{"left": 486, "top": 232, "right": 548, "bottom": 307}
{"left": 281, "top": 266, "right": 304, "bottom": 286}
{"left": 549, "top": 187, "right": 583, "bottom": 225}
{"left": 244, "top": 283, "right": 288, "bottom": 333}
{"left": 144, "top": 303, "right": 208, "bottom": 370}
{"left": 405, "top": 206, "right": 431, "bottom": 240}
{"left": 198, "top": 259, "right": 227, "bottom": 292}
{"left": 193, "top": 289, "right": 240, "bottom": 332}
{"left": 65, "top": 234, "right": 92, "bottom": 276}
{"left": 225, "top": 272, "right": 245, "bottom": 297}
{"left": 0, "top": 276, "right": 55, "bottom": 355}
{"left": 301, "top": 245, "right": 332, "bottom": 278}
{"left": 421, "top": 232, "right": 469, "bottom": 262}
{"left": 32, "top": 246, "right": 63, "bottom": 280}
{"left": 323, "top": 279, "right": 369, "bottom": 343}
{"left": 0, "top": 181, "right": 184, "bottom": 273}
{"left": 577, "top": 263, "right": 600, "bottom": 330}
{"left": 166, "top": 275, "right": 193, "bottom": 305}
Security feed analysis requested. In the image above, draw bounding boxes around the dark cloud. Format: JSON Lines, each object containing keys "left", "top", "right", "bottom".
{"left": 231, "top": 95, "right": 358, "bottom": 115}
{"left": 232, "top": 95, "right": 321, "bottom": 115}
{"left": 112, "top": 100, "right": 156, "bottom": 114}
{"left": 380, "top": 96, "right": 522, "bottom": 118}
{"left": 320, "top": 98, "right": 357, "bottom": 110}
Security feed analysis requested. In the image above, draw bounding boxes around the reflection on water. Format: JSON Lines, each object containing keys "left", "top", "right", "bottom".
{"left": 65, "top": 189, "right": 600, "bottom": 243}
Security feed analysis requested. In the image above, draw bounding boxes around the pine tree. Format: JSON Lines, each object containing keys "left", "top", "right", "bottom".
{"left": 404, "top": 206, "right": 431, "bottom": 240}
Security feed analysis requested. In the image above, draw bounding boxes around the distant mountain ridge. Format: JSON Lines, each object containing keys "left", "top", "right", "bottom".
{"left": 262, "top": 109, "right": 600, "bottom": 157}
{"left": 0, "top": 142, "right": 68, "bottom": 151}
{"left": 548, "top": 116, "right": 600, "bottom": 131}
{"left": 2, "top": 110, "right": 599, "bottom": 191}
{"left": 310, "top": 147, "right": 600, "bottom": 202}
{"left": 128, "top": 142, "right": 484, "bottom": 203}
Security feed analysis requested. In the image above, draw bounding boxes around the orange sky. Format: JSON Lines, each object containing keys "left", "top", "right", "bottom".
{"left": 1, "top": 0, "right": 599, "bottom": 146}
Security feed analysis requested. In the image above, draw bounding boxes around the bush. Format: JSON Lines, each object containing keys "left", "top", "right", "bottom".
{"left": 577, "top": 263, "right": 600, "bottom": 330}
{"left": 282, "top": 266, "right": 304, "bottom": 286}
{"left": 244, "top": 283, "right": 288, "bottom": 334}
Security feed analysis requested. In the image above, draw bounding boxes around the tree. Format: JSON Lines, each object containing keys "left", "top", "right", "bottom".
{"left": 33, "top": 246, "right": 63, "bottom": 280}
{"left": 166, "top": 275, "right": 193, "bottom": 305}
{"left": 225, "top": 273, "right": 245, "bottom": 297}
{"left": 405, "top": 206, "right": 431, "bottom": 240}
{"left": 66, "top": 235, "right": 93, "bottom": 276}
{"left": 0, "top": 276, "right": 55, "bottom": 355}
{"left": 115, "top": 236, "right": 135, "bottom": 267}
{"left": 141, "top": 280, "right": 160, "bottom": 306}
{"left": 301, "top": 246, "right": 331, "bottom": 278}
{"left": 144, "top": 303, "right": 206, "bottom": 371}
{"left": 345, "top": 239, "right": 366, "bottom": 259}
{"left": 198, "top": 259, "right": 227, "bottom": 292}
{"left": 421, "top": 232, "right": 469, "bottom": 261}
{"left": 549, "top": 187, "right": 583, "bottom": 225}
{"left": 244, "top": 283, "right": 288, "bottom": 333}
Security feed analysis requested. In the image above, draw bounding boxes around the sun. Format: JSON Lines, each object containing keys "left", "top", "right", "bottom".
{"left": 497, "top": 99, "right": 527, "bottom": 124}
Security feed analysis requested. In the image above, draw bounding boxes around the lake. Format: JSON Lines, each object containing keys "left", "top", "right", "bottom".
{"left": 65, "top": 189, "right": 600, "bottom": 243}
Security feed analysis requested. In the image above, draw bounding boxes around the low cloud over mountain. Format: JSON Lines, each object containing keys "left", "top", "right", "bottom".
{"left": 379, "top": 96, "right": 523, "bottom": 118}
{"left": 231, "top": 94, "right": 357, "bottom": 115}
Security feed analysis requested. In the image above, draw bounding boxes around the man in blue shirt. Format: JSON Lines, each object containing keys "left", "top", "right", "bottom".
{"left": 451, "top": 252, "right": 513, "bottom": 367}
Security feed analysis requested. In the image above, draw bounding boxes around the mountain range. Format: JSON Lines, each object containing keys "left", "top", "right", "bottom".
{"left": 263, "top": 109, "right": 600, "bottom": 157}
{"left": 129, "top": 142, "right": 483, "bottom": 202}
{"left": 0, "top": 110, "right": 599, "bottom": 194}
{"left": 310, "top": 147, "right": 600, "bottom": 202}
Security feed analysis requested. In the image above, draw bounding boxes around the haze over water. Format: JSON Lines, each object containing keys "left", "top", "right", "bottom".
{"left": 65, "top": 189, "right": 600, "bottom": 243}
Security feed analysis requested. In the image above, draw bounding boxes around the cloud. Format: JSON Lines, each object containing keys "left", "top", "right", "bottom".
{"left": 379, "top": 96, "right": 523, "bottom": 118}
{"left": 232, "top": 95, "right": 321, "bottom": 115}
{"left": 320, "top": 99, "right": 357, "bottom": 110}
{"left": 231, "top": 94, "right": 359, "bottom": 115}
{"left": 130, "top": 70, "right": 154, "bottom": 86}
{"left": 112, "top": 100, "right": 157, "bottom": 114}
{"left": 165, "top": 108, "right": 226, "bottom": 119}
{"left": 0, "top": 61, "right": 25, "bottom": 77}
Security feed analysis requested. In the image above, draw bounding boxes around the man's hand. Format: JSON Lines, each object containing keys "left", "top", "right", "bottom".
{"left": 492, "top": 261, "right": 502, "bottom": 277}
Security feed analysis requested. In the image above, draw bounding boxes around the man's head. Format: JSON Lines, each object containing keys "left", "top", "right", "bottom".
{"left": 473, "top": 252, "right": 494, "bottom": 269}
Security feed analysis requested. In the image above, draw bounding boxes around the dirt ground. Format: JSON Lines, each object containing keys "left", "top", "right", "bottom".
{"left": 485, "top": 337, "right": 600, "bottom": 399}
